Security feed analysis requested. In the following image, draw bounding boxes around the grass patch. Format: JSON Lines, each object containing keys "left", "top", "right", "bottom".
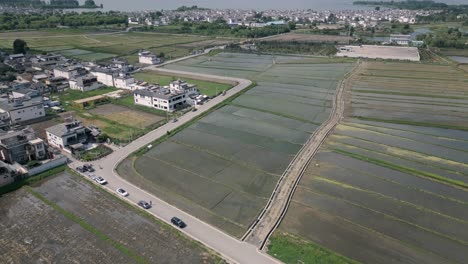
{"left": 332, "top": 148, "right": 468, "bottom": 189}
{"left": 268, "top": 232, "right": 358, "bottom": 264}
{"left": 54, "top": 87, "right": 118, "bottom": 103}
{"left": 75, "top": 145, "right": 113, "bottom": 161}
{"left": 134, "top": 71, "right": 233, "bottom": 97}
{"left": 25, "top": 186, "right": 150, "bottom": 264}
{"left": 112, "top": 95, "right": 168, "bottom": 117}
{"left": 0, "top": 165, "right": 66, "bottom": 196}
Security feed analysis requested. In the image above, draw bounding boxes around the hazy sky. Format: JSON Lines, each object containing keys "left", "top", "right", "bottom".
{"left": 94, "top": 0, "right": 468, "bottom": 12}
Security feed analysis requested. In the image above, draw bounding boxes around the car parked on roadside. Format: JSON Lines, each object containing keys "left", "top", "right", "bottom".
{"left": 138, "top": 200, "right": 151, "bottom": 209}
{"left": 116, "top": 188, "right": 129, "bottom": 197}
{"left": 83, "top": 164, "right": 95, "bottom": 172}
{"left": 95, "top": 177, "right": 107, "bottom": 185}
{"left": 171, "top": 217, "right": 186, "bottom": 228}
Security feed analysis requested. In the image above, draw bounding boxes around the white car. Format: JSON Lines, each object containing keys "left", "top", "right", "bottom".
{"left": 95, "top": 177, "right": 107, "bottom": 185}
{"left": 116, "top": 188, "right": 129, "bottom": 197}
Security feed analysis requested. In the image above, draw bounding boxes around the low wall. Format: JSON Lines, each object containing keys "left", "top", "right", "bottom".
{"left": 27, "top": 156, "right": 68, "bottom": 176}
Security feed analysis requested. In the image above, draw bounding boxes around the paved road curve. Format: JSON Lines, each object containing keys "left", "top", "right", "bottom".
{"left": 70, "top": 70, "right": 280, "bottom": 264}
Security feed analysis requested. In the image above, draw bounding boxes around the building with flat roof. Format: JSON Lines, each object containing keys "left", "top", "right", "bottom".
{"left": 46, "top": 118, "right": 87, "bottom": 151}
{"left": 0, "top": 97, "right": 45, "bottom": 125}
{"left": 390, "top": 34, "right": 412, "bottom": 45}
{"left": 53, "top": 65, "right": 86, "bottom": 80}
{"left": 69, "top": 74, "right": 103, "bottom": 92}
{"left": 138, "top": 51, "right": 162, "bottom": 65}
{"left": 0, "top": 127, "right": 46, "bottom": 164}
{"left": 134, "top": 80, "right": 199, "bottom": 112}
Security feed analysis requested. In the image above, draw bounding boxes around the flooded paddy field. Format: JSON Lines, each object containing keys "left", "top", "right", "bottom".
{"left": 275, "top": 62, "right": 468, "bottom": 263}
{"left": 0, "top": 172, "right": 220, "bottom": 264}
{"left": 117, "top": 53, "right": 352, "bottom": 237}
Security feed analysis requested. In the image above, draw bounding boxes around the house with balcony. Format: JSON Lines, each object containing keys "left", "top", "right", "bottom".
{"left": 0, "top": 128, "right": 46, "bottom": 165}
{"left": 133, "top": 80, "right": 200, "bottom": 112}
{"left": 69, "top": 74, "right": 103, "bottom": 92}
{"left": 46, "top": 119, "right": 87, "bottom": 152}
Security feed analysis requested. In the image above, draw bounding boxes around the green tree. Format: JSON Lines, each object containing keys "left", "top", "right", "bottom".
{"left": 13, "top": 39, "right": 28, "bottom": 54}
{"left": 84, "top": 0, "right": 96, "bottom": 7}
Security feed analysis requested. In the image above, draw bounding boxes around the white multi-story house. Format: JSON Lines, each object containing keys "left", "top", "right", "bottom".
{"left": 69, "top": 75, "right": 103, "bottom": 92}
{"left": 53, "top": 65, "right": 86, "bottom": 80}
{"left": 138, "top": 51, "right": 162, "bottom": 65}
{"left": 133, "top": 80, "right": 200, "bottom": 112}
{"left": 0, "top": 97, "right": 45, "bottom": 125}
{"left": 114, "top": 73, "right": 135, "bottom": 89}
{"left": 46, "top": 119, "right": 87, "bottom": 150}
{"left": 90, "top": 68, "right": 115, "bottom": 87}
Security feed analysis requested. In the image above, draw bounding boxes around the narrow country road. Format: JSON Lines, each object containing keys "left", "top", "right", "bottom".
{"left": 242, "top": 61, "right": 363, "bottom": 249}
{"left": 70, "top": 68, "right": 280, "bottom": 264}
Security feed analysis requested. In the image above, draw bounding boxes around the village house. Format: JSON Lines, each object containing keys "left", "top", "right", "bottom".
{"left": 0, "top": 97, "right": 45, "bottom": 125}
{"left": 0, "top": 127, "right": 46, "bottom": 164}
{"left": 46, "top": 118, "right": 87, "bottom": 152}
{"left": 133, "top": 80, "right": 200, "bottom": 112}
{"left": 69, "top": 74, "right": 103, "bottom": 92}
{"left": 138, "top": 51, "right": 162, "bottom": 65}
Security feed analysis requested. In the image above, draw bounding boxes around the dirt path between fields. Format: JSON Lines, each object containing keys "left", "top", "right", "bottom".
{"left": 242, "top": 60, "right": 364, "bottom": 249}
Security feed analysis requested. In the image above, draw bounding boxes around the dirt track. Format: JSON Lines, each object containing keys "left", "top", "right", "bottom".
{"left": 242, "top": 61, "right": 364, "bottom": 249}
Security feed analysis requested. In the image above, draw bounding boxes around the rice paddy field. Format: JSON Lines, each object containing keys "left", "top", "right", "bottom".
{"left": 117, "top": 53, "right": 352, "bottom": 237}
{"left": 0, "top": 30, "right": 221, "bottom": 62}
{"left": 275, "top": 62, "right": 468, "bottom": 264}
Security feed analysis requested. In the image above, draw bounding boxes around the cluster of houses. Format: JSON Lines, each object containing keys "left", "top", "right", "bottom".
{"left": 0, "top": 47, "right": 210, "bottom": 187}
{"left": 126, "top": 7, "right": 437, "bottom": 29}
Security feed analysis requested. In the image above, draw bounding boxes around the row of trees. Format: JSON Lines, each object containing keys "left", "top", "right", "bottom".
{"left": 138, "top": 19, "right": 296, "bottom": 38}
{"left": 417, "top": 28, "right": 468, "bottom": 49}
{"left": 0, "top": 12, "right": 127, "bottom": 30}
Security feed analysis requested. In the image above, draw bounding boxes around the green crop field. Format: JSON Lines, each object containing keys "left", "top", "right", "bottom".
{"left": 117, "top": 53, "right": 353, "bottom": 237}
{"left": 134, "top": 71, "right": 233, "bottom": 97}
{"left": 276, "top": 62, "right": 468, "bottom": 264}
{"left": 0, "top": 30, "right": 227, "bottom": 62}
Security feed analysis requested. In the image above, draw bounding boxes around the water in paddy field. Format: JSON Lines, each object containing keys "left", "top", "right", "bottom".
{"left": 83, "top": 0, "right": 468, "bottom": 11}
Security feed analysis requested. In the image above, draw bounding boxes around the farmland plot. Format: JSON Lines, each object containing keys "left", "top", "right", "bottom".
{"left": 275, "top": 62, "right": 468, "bottom": 264}
{"left": 0, "top": 172, "right": 221, "bottom": 264}
{"left": 118, "top": 53, "right": 352, "bottom": 237}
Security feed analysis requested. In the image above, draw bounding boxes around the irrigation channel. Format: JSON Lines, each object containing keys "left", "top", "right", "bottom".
{"left": 242, "top": 60, "right": 364, "bottom": 249}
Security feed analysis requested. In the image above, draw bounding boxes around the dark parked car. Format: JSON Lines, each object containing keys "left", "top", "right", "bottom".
{"left": 138, "top": 200, "right": 151, "bottom": 209}
{"left": 76, "top": 166, "right": 85, "bottom": 173}
{"left": 171, "top": 217, "right": 186, "bottom": 228}
{"left": 83, "top": 164, "right": 95, "bottom": 172}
